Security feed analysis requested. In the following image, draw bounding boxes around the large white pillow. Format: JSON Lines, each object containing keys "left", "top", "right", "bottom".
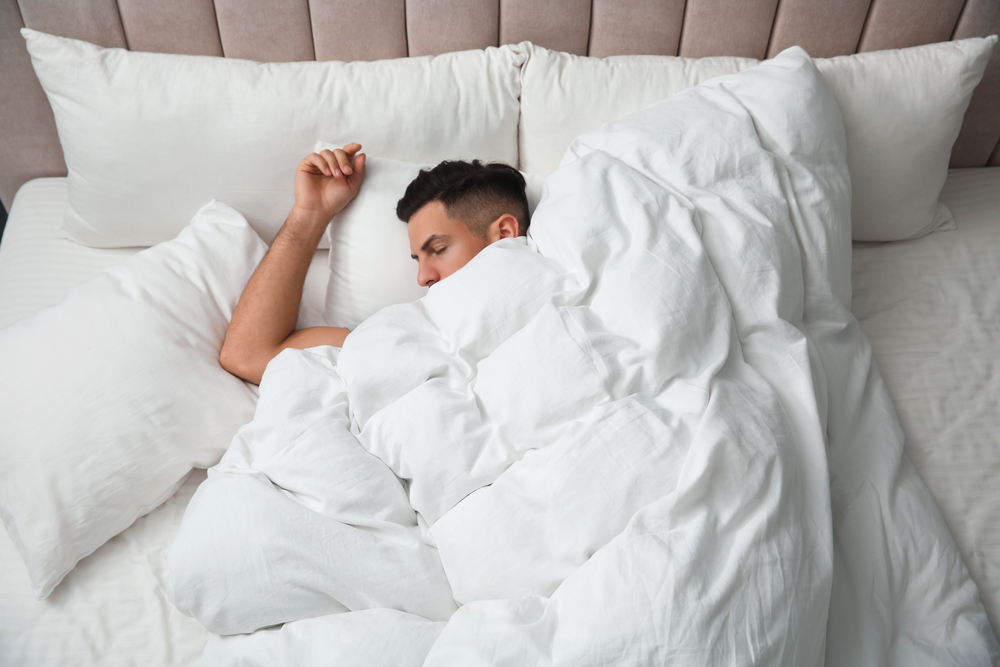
{"left": 21, "top": 28, "right": 524, "bottom": 248}
{"left": 517, "top": 49, "right": 758, "bottom": 177}
{"left": 519, "top": 38, "right": 997, "bottom": 241}
{"left": 0, "top": 201, "right": 263, "bottom": 599}
{"left": 319, "top": 148, "right": 544, "bottom": 329}
{"left": 813, "top": 38, "right": 996, "bottom": 241}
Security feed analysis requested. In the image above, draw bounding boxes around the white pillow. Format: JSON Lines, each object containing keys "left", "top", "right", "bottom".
{"left": 517, "top": 48, "right": 758, "bottom": 177}
{"left": 813, "top": 38, "right": 996, "bottom": 241}
{"left": 21, "top": 28, "right": 524, "bottom": 248}
{"left": 319, "top": 148, "right": 544, "bottom": 329}
{"left": 519, "top": 38, "right": 997, "bottom": 241}
{"left": 0, "top": 201, "right": 263, "bottom": 599}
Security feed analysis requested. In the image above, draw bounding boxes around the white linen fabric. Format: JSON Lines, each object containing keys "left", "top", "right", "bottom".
{"left": 2, "top": 174, "right": 998, "bottom": 667}
{"left": 0, "top": 471, "right": 210, "bottom": 666}
{"left": 168, "top": 49, "right": 999, "bottom": 665}
{"left": 316, "top": 146, "right": 545, "bottom": 329}
{"left": 0, "top": 179, "right": 331, "bottom": 332}
{"left": 518, "top": 38, "right": 997, "bottom": 242}
{"left": 165, "top": 345, "right": 460, "bottom": 635}
{"left": 320, "top": 153, "right": 428, "bottom": 329}
{"left": 0, "top": 201, "right": 263, "bottom": 599}
{"left": 852, "top": 167, "right": 1000, "bottom": 633}
{"left": 814, "top": 37, "right": 997, "bottom": 241}
{"left": 21, "top": 28, "right": 524, "bottom": 248}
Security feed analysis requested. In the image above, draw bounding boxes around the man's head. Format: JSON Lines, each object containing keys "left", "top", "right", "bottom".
{"left": 396, "top": 160, "right": 530, "bottom": 287}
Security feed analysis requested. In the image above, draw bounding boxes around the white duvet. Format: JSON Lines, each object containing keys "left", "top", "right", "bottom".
{"left": 165, "top": 48, "right": 999, "bottom": 665}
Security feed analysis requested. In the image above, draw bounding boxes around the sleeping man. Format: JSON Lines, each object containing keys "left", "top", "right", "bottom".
{"left": 219, "top": 143, "right": 531, "bottom": 384}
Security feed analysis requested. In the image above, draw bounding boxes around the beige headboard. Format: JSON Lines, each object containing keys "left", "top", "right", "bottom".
{"left": 1, "top": 0, "right": 998, "bottom": 211}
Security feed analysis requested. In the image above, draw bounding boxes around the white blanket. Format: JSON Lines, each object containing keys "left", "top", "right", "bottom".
{"left": 166, "top": 48, "right": 999, "bottom": 666}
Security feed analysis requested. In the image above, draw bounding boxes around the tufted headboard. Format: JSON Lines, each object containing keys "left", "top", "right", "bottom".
{"left": 0, "top": 0, "right": 998, "bottom": 211}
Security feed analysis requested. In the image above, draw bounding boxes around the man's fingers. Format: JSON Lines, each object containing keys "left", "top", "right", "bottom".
{"left": 302, "top": 152, "right": 334, "bottom": 177}
{"left": 300, "top": 144, "right": 362, "bottom": 178}
{"left": 348, "top": 153, "right": 367, "bottom": 190}
{"left": 332, "top": 148, "right": 354, "bottom": 176}
{"left": 317, "top": 149, "right": 346, "bottom": 177}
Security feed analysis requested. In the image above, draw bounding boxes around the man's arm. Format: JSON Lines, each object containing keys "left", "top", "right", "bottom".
{"left": 220, "top": 145, "right": 366, "bottom": 385}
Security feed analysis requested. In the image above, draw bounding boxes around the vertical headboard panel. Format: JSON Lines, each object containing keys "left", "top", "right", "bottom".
{"left": 2, "top": 0, "right": 999, "bottom": 210}
{"left": 857, "top": 0, "right": 965, "bottom": 52}
{"left": 499, "top": 0, "right": 591, "bottom": 56}
{"left": 310, "top": 0, "right": 407, "bottom": 61}
{"left": 214, "top": 0, "right": 315, "bottom": 61}
{"left": 1, "top": 0, "right": 67, "bottom": 206}
{"left": 116, "top": 0, "right": 223, "bottom": 56}
{"left": 952, "top": 0, "right": 1000, "bottom": 167}
{"left": 16, "top": 0, "right": 125, "bottom": 47}
{"left": 767, "top": 0, "right": 871, "bottom": 58}
{"left": 406, "top": 0, "right": 498, "bottom": 57}
{"left": 677, "top": 0, "right": 780, "bottom": 59}
{"left": 587, "top": 0, "right": 684, "bottom": 57}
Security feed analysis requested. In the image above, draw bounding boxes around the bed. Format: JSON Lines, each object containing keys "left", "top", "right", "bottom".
{"left": 1, "top": 1, "right": 999, "bottom": 665}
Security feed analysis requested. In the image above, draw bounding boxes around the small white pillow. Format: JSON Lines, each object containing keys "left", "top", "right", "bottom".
{"left": 21, "top": 28, "right": 524, "bottom": 248}
{"left": 318, "top": 148, "right": 544, "bottom": 329}
{"left": 519, "top": 38, "right": 997, "bottom": 241}
{"left": 0, "top": 201, "right": 263, "bottom": 599}
{"left": 323, "top": 154, "right": 428, "bottom": 329}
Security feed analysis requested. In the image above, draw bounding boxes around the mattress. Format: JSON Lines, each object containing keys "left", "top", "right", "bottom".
{"left": 0, "top": 169, "right": 997, "bottom": 663}
{"left": 852, "top": 166, "right": 1000, "bottom": 632}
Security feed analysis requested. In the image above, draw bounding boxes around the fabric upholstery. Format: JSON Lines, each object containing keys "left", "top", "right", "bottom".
{"left": 0, "top": 0, "right": 64, "bottom": 212}
{"left": 215, "top": 0, "right": 314, "bottom": 61}
{"left": 857, "top": 0, "right": 965, "bottom": 52}
{"left": 117, "top": 0, "right": 223, "bottom": 56}
{"left": 499, "top": 0, "right": 591, "bottom": 55}
{"left": 588, "top": 0, "right": 685, "bottom": 57}
{"left": 406, "top": 0, "right": 498, "bottom": 57}
{"left": 16, "top": 0, "right": 126, "bottom": 47}
{"left": 767, "top": 0, "right": 871, "bottom": 58}
{"left": 311, "top": 0, "right": 407, "bottom": 61}
{"left": 677, "top": 0, "right": 780, "bottom": 58}
{"left": 2, "top": 0, "right": 1000, "bottom": 210}
{"left": 952, "top": 0, "right": 1000, "bottom": 167}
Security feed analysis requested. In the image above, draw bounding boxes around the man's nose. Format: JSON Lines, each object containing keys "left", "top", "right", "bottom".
{"left": 418, "top": 262, "right": 439, "bottom": 287}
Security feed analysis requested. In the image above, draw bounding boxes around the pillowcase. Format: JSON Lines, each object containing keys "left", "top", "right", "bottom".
{"left": 813, "top": 38, "right": 996, "bottom": 241}
{"left": 518, "top": 49, "right": 758, "bottom": 177}
{"left": 0, "top": 201, "right": 263, "bottom": 599}
{"left": 318, "top": 146, "right": 544, "bottom": 329}
{"left": 21, "top": 28, "right": 525, "bottom": 248}
{"left": 519, "top": 38, "right": 997, "bottom": 241}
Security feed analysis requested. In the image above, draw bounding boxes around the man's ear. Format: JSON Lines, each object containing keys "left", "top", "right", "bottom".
{"left": 489, "top": 214, "right": 521, "bottom": 241}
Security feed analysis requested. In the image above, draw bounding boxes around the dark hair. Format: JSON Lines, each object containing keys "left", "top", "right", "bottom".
{"left": 395, "top": 160, "right": 530, "bottom": 238}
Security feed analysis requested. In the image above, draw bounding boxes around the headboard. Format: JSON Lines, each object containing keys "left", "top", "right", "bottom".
{"left": 1, "top": 0, "right": 998, "bottom": 211}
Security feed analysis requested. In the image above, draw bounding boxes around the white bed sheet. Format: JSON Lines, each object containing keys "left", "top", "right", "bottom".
{"left": 853, "top": 166, "right": 1000, "bottom": 633}
{"left": 0, "top": 169, "right": 998, "bottom": 663}
{"left": 0, "top": 178, "right": 331, "bottom": 330}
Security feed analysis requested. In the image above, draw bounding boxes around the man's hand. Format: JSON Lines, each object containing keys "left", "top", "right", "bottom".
{"left": 219, "top": 145, "right": 364, "bottom": 384}
{"left": 292, "top": 143, "right": 367, "bottom": 224}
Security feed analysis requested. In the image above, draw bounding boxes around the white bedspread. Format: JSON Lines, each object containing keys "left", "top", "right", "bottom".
{"left": 166, "top": 48, "right": 999, "bottom": 666}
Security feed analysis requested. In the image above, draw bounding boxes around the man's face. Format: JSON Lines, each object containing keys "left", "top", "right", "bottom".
{"left": 408, "top": 201, "right": 490, "bottom": 287}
